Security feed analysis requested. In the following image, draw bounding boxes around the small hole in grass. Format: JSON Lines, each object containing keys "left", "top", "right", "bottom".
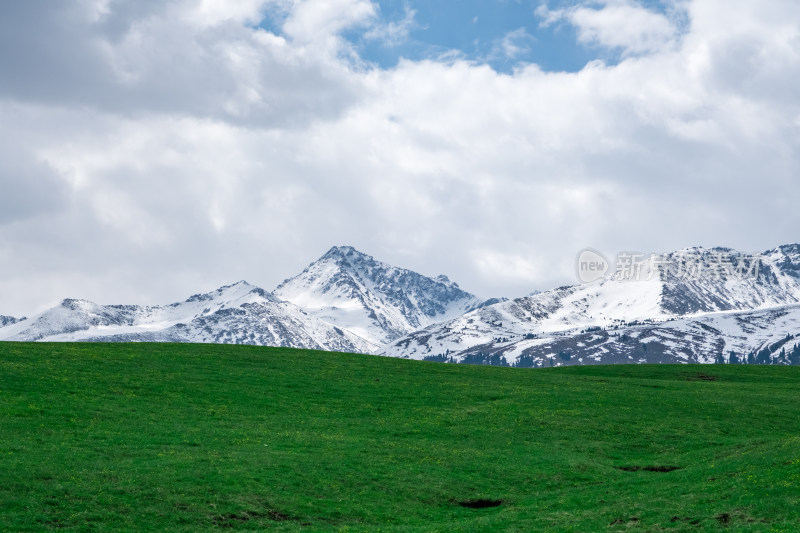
{"left": 716, "top": 513, "right": 731, "bottom": 524}
{"left": 615, "top": 465, "right": 682, "bottom": 472}
{"left": 458, "top": 498, "right": 503, "bottom": 509}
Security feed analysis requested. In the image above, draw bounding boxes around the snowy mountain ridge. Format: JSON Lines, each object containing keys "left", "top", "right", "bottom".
{"left": 273, "top": 246, "right": 485, "bottom": 345}
{"left": 391, "top": 304, "right": 800, "bottom": 367}
{"left": 383, "top": 245, "right": 800, "bottom": 365}
{"left": 0, "top": 315, "right": 22, "bottom": 328}
{"left": 0, "top": 280, "right": 376, "bottom": 353}
{"left": 4, "top": 243, "right": 800, "bottom": 366}
{"left": 0, "top": 246, "right": 484, "bottom": 352}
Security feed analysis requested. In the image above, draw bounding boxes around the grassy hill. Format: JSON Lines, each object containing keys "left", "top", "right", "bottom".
{"left": 1, "top": 342, "right": 799, "bottom": 531}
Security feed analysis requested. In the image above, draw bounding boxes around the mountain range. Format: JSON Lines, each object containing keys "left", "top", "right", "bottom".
{"left": 383, "top": 245, "right": 800, "bottom": 365}
{"left": 3, "top": 244, "right": 800, "bottom": 366}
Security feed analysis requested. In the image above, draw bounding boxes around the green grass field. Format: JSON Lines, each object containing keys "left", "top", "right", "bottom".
{"left": 1, "top": 342, "right": 799, "bottom": 532}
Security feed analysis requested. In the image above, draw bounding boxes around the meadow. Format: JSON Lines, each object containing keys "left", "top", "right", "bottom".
{"left": 1, "top": 342, "right": 799, "bottom": 531}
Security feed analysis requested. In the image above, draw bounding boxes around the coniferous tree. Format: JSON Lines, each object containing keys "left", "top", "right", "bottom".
{"left": 789, "top": 344, "right": 800, "bottom": 365}
{"left": 756, "top": 348, "right": 772, "bottom": 365}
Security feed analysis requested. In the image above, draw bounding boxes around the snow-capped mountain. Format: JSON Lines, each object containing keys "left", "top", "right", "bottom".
{"left": 383, "top": 245, "right": 800, "bottom": 364}
{"left": 274, "top": 246, "right": 485, "bottom": 345}
{"left": 393, "top": 305, "right": 800, "bottom": 367}
{"left": 0, "top": 281, "right": 376, "bottom": 353}
{"left": 4, "top": 243, "right": 800, "bottom": 367}
{"left": 0, "top": 315, "right": 23, "bottom": 327}
{"left": 658, "top": 245, "right": 800, "bottom": 313}
{"left": 0, "top": 246, "right": 484, "bottom": 352}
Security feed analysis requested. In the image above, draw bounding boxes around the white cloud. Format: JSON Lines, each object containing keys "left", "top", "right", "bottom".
{"left": 83, "top": 0, "right": 112, "bottom": 23}
{"left": 538, "top": 0, "right": 679, "bottom": 56}
{"left": 0, "top": 0, "right": 799, "bottom": 315}
{"left": 282, "top": 0, "right": 376, "bottom": 43}
{"left": 364, "top": 2, "right": 416, "bottom": 46}
{"left": 497, "top": 28, "right": 535, "bottom": 59}
{"left": 473, "top": 250, "right": 544, "bottom": 285}
{"left": 179, "top": 0, "right": 272, "bottom": 28}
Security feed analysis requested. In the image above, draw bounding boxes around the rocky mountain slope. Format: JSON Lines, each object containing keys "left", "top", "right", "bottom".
{"left": 0, "top": 315, "right": 22, "bottom": 327}
{"left": 383, "top": 245, "right": 800, "bottom": 365}
{"left": 397, "top": 305, "right": 800, "bottom": 367}
{"left": 274, "top": 246, "right": 485, "bottom": 345}
{"left": 0, "top": 281, "right": 377, "bottom": 353}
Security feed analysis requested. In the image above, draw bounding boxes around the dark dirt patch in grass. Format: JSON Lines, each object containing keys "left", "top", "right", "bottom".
{"left": 684, "top": 372, "right": 719, "bottom": 381}
{"left": 457, "top": 498, "right": 503, "bottom": 509}
{"left": 671, "top": 516, "right": 701, "bottom": 525}
{"left": 212, "top": 509, "right": 291, "bottom": 526}
{"left": 615, "top": 465, "right": 682, "bottom": 472}
{"left": 266, "top": 510, "right": 291, "bottom": 521}
{"left": 610, "top": 516, "right": 639, "bottom": 525}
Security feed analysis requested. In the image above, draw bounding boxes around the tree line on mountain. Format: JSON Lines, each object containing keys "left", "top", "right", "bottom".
{"left": 423, "top": 352, "right": 565, "bottom": 368}
{"left": 718, "top": 335, "right": 800, "bottom": 365}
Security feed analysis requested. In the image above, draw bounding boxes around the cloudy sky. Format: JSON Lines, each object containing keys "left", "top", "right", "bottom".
{"left": 1, "top": 0, "right": 799, "bottom": 316}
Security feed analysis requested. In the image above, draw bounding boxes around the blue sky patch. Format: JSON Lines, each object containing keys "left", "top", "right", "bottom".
{"left": 350, "top": 0, "right": 597, "bottom": 72}
{"left": 261, "top": 0, "right": 679, "bottom": 73}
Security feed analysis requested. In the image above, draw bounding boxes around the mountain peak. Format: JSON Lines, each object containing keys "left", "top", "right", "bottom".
{"left": 774, "top": 243, "right": 800, "bottom": 255}
{"left": 184, "top": 280, "right": 270, "bottom": 304}
{"left": 60, "top": 298, "right": 100, "bottom": 311}
{"left": 0, "top": 315, "right": 23, "bottom": 327}
{"left": 221, "top": 280, "right": 254, "bottom": 289}
{"left": 274, "top": 246, "right": 483, "bottom": 345}
{"left": 321, "top": 245, "right": 371, "bottom": 262}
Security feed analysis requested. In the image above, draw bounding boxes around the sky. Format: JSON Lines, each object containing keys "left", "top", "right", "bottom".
{"left": 1, "top": 0, "right": 799, "bottom": 316}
